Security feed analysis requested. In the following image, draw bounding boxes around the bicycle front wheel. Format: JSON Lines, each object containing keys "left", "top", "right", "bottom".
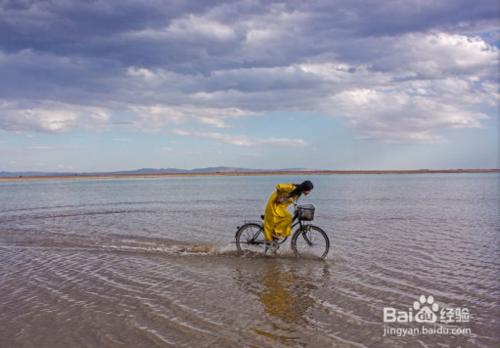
{"left": 235, "top": 223, "right": 266, "bottom": 255}
{"left": 291, "top": 225, "right": 330, "bottom": 259}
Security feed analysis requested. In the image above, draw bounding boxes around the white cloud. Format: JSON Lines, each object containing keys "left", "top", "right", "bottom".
{"left": 128, "top": 14, "right": 236, "bottom": 41}
{"left": 327, "top": 88, "right": 488, "bottom": 143}
{"left": 172, "top": 129, "right": 306, "bottom": 147}
{"left": 168, "top": 15, "right": 236, "bottom": 41}
{"left": 198, "top": 116, "right": 230, "bottom": 128}
{"left": 0, "top": 101, "right": 110, "bottom": 132}
{"left": 243, "top": 9, "right": 308, "bottom": 46}
{"left": 385, "top": 32, "right": 498, "bottom": 78}
{"left": 126, "top": 66, "right": 156, "bottom": 80}
{"left": 130, "top": 104, "right": 252, "bottom": 130}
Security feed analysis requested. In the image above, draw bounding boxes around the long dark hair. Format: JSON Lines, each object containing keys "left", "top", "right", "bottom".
{"left": 290, "top": 180, "right": 314, "bottom": 197}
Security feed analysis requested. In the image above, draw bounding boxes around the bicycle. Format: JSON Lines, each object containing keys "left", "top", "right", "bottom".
{"left": 235, "top": 204, "right": 330, "bottom": 259}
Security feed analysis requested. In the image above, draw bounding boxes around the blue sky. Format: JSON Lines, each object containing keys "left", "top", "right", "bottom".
{"left": 0, "top": 0, "right": 498, "bottom": 171}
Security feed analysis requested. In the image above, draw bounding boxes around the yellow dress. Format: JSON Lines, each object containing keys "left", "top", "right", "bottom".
{"left": 263, "top": 183, "right": 298, "bottom": 241}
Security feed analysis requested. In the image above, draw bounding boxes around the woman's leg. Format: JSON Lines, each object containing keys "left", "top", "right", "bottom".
{"left": 273, "top": 211, "right": 293, "bottom": 237}
{"left": 263, "top": 218, "right": 274, "bottom": 241}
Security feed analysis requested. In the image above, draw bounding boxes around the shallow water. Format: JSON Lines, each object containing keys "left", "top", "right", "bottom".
{"left": 0, "top": 174, "right": 499, "bottom": 347}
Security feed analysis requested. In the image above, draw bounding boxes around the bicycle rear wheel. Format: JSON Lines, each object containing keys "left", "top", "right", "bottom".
{"left": 291, "top": 225, "right": 330, "bottom": 259}
{"left": 235, "top": 223, "right": 266, "bottom": 255}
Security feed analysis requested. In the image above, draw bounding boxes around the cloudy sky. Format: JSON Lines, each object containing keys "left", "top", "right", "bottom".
{"left": 0, "top": 0, "right": 498, "bottom": 171}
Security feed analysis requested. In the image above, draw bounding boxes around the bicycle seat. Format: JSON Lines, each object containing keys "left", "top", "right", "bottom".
{"left": 260, "top": 215, "right": 265, "bottom": 220}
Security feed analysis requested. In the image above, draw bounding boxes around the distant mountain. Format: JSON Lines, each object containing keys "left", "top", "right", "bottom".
{"left": 0, "top": 167, "right": 314, "bottom": 177}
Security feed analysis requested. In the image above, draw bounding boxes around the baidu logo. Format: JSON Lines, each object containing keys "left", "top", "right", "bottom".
{"left": 382, "top": 294, "right": 472, "bottom": 337}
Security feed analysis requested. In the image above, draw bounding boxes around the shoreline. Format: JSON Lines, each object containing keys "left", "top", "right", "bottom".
{"left": 0, "top": 169, "right": 498, "bottom": 182}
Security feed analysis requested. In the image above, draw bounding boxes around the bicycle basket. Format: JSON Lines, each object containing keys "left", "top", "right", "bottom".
{"left": 297, "top": 204, "right": 315, "bottom": 221}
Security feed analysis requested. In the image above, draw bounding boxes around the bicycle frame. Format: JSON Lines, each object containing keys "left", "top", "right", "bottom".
{"left": 291, "top": 211, "right": 302, "bottom": 230}
{"left": 291, "top": 211, "right": 315, "bottom": 246}
{"left": 238, "top": 204, "right": 312, "bottom": 245}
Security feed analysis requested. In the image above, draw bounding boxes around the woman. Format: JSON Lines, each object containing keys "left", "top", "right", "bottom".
{"left": 263, "top": 180, "right": 314, "bottom": 244}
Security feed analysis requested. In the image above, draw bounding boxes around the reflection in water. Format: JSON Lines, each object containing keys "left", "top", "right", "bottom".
{"left": 233, "top": 260, "right": 331, "bottom": 345}
{"left": 259, "top": 263, "right": 314, "bottom": 324}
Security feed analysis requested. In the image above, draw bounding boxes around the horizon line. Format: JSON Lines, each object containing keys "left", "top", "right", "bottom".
{"left": 1, "top": 168, "right": 499, "bottom": 181}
